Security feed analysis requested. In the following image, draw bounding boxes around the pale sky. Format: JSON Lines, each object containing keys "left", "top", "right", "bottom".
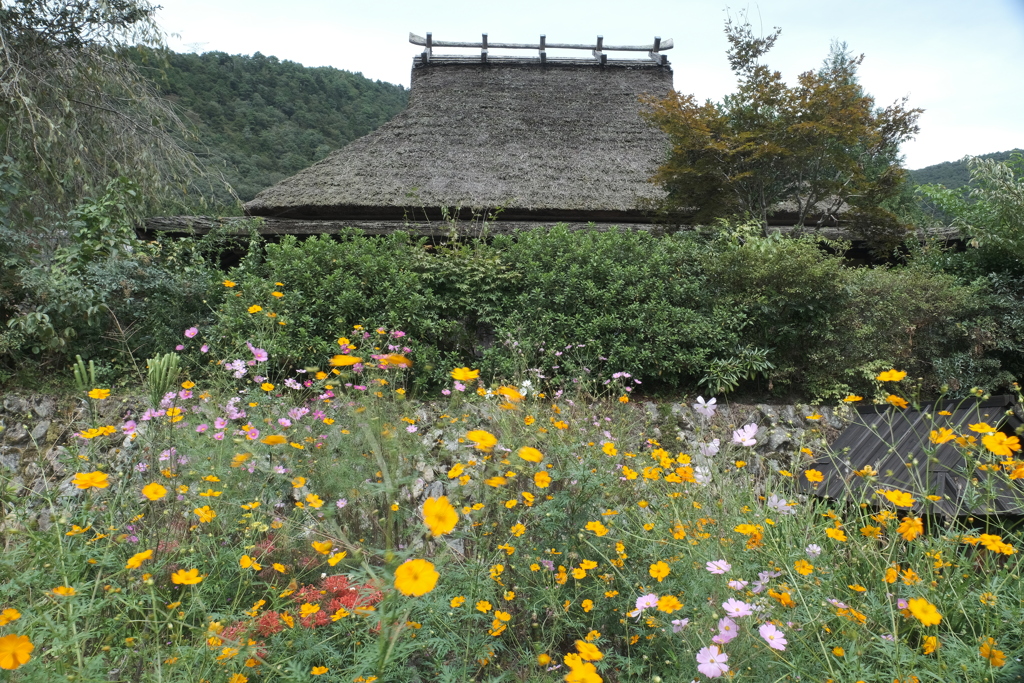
{"left": 155, "top": 0, "right": 1024, "bottom": 169}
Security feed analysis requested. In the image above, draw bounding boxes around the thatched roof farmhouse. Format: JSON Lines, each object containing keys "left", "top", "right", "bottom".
{"left": 238, "top": 34, "right": 674, "bottom": 232}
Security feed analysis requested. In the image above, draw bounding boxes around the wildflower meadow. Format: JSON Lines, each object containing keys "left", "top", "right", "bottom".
{"left": 0, "top": 320, "right": 1022, "bottom": 683}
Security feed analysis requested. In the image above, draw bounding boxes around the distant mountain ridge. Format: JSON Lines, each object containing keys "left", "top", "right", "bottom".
{"left": 130, "top": 49, "right": 409, "bottom": 207}
{"left": 909, "top": 149, "right": 1023, "bottom": 190}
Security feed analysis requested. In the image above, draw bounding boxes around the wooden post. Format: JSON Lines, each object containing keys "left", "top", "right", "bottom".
{"left": 481, "top": 33, "right": 488, "bottom": 62}
{"left": 539, "top": 34, "right": 546, "bottom": 63}
{"left": 593, "top": 35, "right": 606, "bottom": 65}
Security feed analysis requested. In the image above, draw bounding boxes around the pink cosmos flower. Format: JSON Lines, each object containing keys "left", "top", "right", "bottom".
{"left": 213, "top": 432, "right": 224, "bottom": 441}
{"left": 184, "top": 327, "right": 198, "bottom": 338}
{"left": 759, "top": 623, "right": 787, "bottom": 650}
{"left": 246, "top": 341, "right": 268, "bottom": 362}
{"left": 671, "top": 618, "right": 689, "bottom": 633}
{"left": 200, "top": 344, "right": 209, "bottom": 353}
{"left": 699, "top": 438, "right": 721, "bottom": 457}
{"left": 722, "top": 598, "right": 753, "bottom": 618}
{"left": 712, "top": 617, "right": 738, "bottom": 644}
{"left": 277, "top": 418, "right": 292, "bottom": 428}
{"left": 732, "top": 423, "right": 758, "bottom": 447}
{"left": 695, "top": 645, "right": 729, "bottom": 678}
{"left": 635, "top": 593, "right": 658, "bottom": 612}
{"left": 706, "top": 559, "right": 732, "bottom": 574}
{"left": 195, "top": 424, "right": 208, "bottom": 433}
{"left": 805, "top": 544, "right": 823, "bottom": 558}
{"left": 175, "top": 344, "right": 185, "bottom": 351}
{"left": 727, "top": 580, "right": 748, "bottom": 591}
{"left": 693, "top": 396, "right": 717, "bottom": 419}
{"left": 406, "top": 424, "right": 418, "bottom": 433}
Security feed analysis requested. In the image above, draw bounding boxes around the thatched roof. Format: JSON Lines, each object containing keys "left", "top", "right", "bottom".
{"left": 244, "top": 57, "right": 673, "bottom": 222}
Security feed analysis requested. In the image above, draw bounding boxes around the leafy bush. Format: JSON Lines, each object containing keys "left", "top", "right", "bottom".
{"left": 194, "top": 227, "right": 1019, "bottom": 400}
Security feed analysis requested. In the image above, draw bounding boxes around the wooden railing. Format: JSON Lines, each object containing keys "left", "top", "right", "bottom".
{"left": 409, "top": 33, "right": 673, "bottom": 65}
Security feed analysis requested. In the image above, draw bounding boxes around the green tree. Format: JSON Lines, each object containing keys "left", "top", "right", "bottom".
{"left": 643, "top": 16, "right": 922, "bottom": 239}
{"left": 0, "top": 0, "right": 217, "bottom": 224}
{"left": 919, "top": 153, "right": 1024, "bottom": 256}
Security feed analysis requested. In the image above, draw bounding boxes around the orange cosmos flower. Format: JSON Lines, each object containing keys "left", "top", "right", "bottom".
{"left": 171, "top": 568, "right": 203, "bottom": 585}
{"left": 422, "top": 496, "right": 459, "bottom": 537}
{"left": 73, "top": 471, "right": 110, "bottom": 490}
{"left": 0, "top": 634, "right": 33, "bottom": 670}
{"left": 451, "top": 367, "right": 479, "bottom": 381}
{"left": 393, "top": 558, "right": 439, "bottom": 597}
{"left": 876, "top": 369, "right": 907, "bottom": 382}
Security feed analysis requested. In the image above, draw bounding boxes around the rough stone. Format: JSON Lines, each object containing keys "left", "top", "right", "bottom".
{"left": 33, "top": 397, "right": 56, "bottom": 419}
{"left": 30, "top": 420, "right": 51, "bottom": 442}
{"left": 4, "top": 423, "right": 28, "bottom": 445}
{"left": 0, "top": 447, "right": 20, "bottom": 473}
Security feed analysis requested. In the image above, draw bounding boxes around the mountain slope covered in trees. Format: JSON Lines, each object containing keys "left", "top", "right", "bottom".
{"left": 130, "top": 49, "right": 409, "bottom": 206}
{"left": 910, "top": 149, "right": 1023, "bottom": 190}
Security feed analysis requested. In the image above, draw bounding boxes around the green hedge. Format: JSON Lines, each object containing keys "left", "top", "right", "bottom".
{"left": 199, "top": 227, "right": 1015, "bottom": 400}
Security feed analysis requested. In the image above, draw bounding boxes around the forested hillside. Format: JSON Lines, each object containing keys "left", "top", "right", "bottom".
{"left": 130, "top": 49, "right": 409, "bottom": 207}
{"left": 910, "top": 148, "right": 1023, "bottom": 189}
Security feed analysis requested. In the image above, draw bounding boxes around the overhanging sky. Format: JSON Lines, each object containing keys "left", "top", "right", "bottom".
{"left": 156, "top": 0, "right": 1024, "bottom": 170}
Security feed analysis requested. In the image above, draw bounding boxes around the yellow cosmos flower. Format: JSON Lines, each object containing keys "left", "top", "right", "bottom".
{"left": 880, "top": 489, "right": 915, "bottom": 507}
{"left": 804, "top": 469, "right": 824, "bottom": 483}
{"left": 141, "top": 482, "right": 168, "bottom": 501}
{"left": 930, "top": 428, "right": 956, "bottom": 444}
{"left": 897, "top": 516, "right": 924, "bottom": 541}
{"left": 73, "top": 471, "right": 110, "bottom": 490}
{"left": 886, "top": 394, "right": 909, "bottom": 409}
{"left": 0, "top": 609, "right": 21, "bottom": 626}
{"left": 574, "top": 640, "right": 603, "bottom": 661}
{"left": 466, "top": 430, "right": 498, "bottom": 451}
{"left": 381, "top": 354, "right": 412, "bottom": 368}
{"left": 311, "top": 541, "right": 333, "bottom": 555}
{"left": 239, "top": 555, "right": 262, "bottom": 571}
{"left": 826, "top": 528, "right": 848, "bottom": 542}
{"left": 329, "top": 354, "right": 362, "bottom": 367}
{"left": 247, "top": 305, "right": 262, "bottom": 314}
{"left": 649, "top": 561, "right": 670, "bottom": 582}
{"left": 497, "top": 385, "right": 523, "bottom": 402}
{"left": 171, "top": 568, "right": 203, "bottom": 585}
{"left": 451, "top": 367, "right": 479, "bottom": 381}
{"left": 533, "top": 471, "right": 551, "bottom": 488}
{"left": 393, "top": 558, "right": 439, "bottom": 597}
{"left": 907, "top": 597, "right": 941, "bottom": 626}
{"left": 876, "top": 369, "right": 907, "bottom": 382}
{"left": 223, "top": 280, "right": 236, "bottom": 287}
{"left": 52, "top": 586, "right": 76, "bottom": 597}
{"left": 87, "top": 388, "right": 110, "bottom": 400}
{"left": 450, "top": 596, "right": 466, "bottom": 607}
{"left": 842, "top": 395, "right": 862, "bottom": 402}
{"left": 585, "top": 521, "right": 609, "bottom": 537}
{"left": 193, "top": 506, "right": 216, "bottom": 523}
{"left": 0, "top": 634, "right": 33, "bottom": 670}
{"left": 517, "top": 446, "right": 543, "bottom": 463}
{"left": 657, "top": 595, "right": 682, "bottom": 613}
{"left": 260, "top": 382, "right": 274, "bottom": 391}
{"left": 979, "top": 637, "right": 1006, "bottom": 667}
{"left": 982, "top": 432, "right": 1021, "bottom": 457}
{"left": 922, "top": 635, "right": 938, "bottom": 654}
{"left": 260, "top": 434, "right": 287, "bottom": 446}
{"left": 476, "top": 600, "right": 492, "bottom": 613}
{"left": 422, "top": 496, "right": 459, "bottom": 537}
{"left": 300, "top": 603, "right": 320, "bottom": 617}
{"left": 126, "top": 549, "right": 153, "bottom": 569}
{"left": 311, "top": 666, "right": 328, "bottom": 675}
{"left": 794, "top": 559, "right": 814, "bottom": 575}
